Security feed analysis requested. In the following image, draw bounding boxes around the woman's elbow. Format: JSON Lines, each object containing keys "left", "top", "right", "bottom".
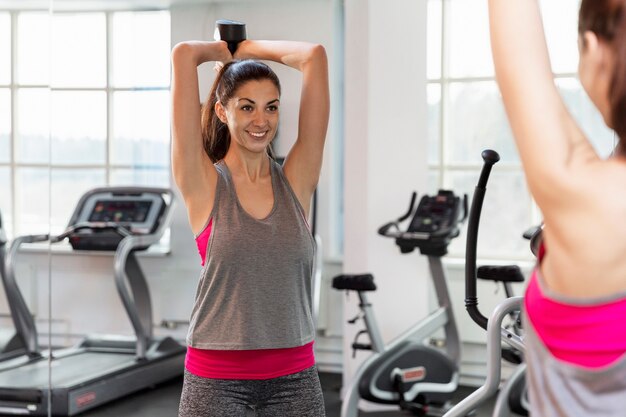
{"left": 171, "top": 42, "right": 195, "bottom": 64}
{"left": 301, "top": 44, "right": 327, "bottom": 71}
{"left": 309, "top": 44, "right": 327, "bottom": 63}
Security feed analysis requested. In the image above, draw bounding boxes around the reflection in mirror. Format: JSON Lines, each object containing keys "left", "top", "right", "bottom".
{"left": 0, "top": 3, "right": 54, "bottom": 417}
{"left": 0, "top": 1, "right": 174, "bottom": 414}
{"left": 17, "top": 88, "right": 51, "bottom": 165}
{"left": 51, "top": 91, "right": 107, "bottom": 166}
{"left": 17, "top": 12, "right": 51, "bottom": 85}
{"left": 51, "top": 13, "right": 106, "bottom": 88}
{"left": 0, "top": 89, "right": 9, "bottom": 166}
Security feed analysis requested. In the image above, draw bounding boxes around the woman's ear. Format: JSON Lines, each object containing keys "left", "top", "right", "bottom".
{"left": 579, "top": 30, "right": 613, "bottom": 76}
{"left": 581, "top": 30, "right": 599, "bottom": 54}
{"left": 215, "top": 101, "right": 227, "bottom": 124}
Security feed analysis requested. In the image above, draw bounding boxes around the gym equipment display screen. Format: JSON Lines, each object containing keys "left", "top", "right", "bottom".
{"left": 88, "top": 200, "right": 153, "bottom": 224}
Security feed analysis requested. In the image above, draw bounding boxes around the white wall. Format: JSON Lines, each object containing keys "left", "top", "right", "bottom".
{"left": 341, "top": 0, "right": 428, "bottom": 409}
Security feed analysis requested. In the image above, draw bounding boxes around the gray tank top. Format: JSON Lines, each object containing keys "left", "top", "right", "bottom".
{"left": 186, "top": 159, "right": 316, "bottom": 350}
{"left": 523, "top": 285, "right": 626, "bottom": 417}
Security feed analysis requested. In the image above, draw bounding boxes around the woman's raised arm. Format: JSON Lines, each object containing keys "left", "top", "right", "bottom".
{"left": 170, "top": 41, "right": 231, "bottom": 231}
{"left": 488, "top": 0, "right": 598, "bottom": 206}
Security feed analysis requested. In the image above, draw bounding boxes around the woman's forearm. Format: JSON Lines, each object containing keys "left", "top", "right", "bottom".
{"left": 233, "top": 40, "right": 326, "bottom": 72}
{"left": 171, "top": 40, "right": 232, "bottom": 67}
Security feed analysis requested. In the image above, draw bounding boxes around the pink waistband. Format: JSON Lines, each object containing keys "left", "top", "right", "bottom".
{"left": 525, "top": 269, "right": 626, "bottom": 368}
{"left": 185, "top": 341, "right": 316, "bottom": 380}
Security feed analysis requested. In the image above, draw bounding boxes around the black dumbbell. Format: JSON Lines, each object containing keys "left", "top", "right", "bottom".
{"left": 214, "top": 19, "right": 246, "bottom": 55}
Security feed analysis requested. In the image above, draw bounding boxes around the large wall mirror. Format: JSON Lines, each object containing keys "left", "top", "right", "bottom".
{"left": 0, "top": 0, "right": 55, "bottom": 414}
{"left": 0, "top": 1, "right": 342, "bottom": 415}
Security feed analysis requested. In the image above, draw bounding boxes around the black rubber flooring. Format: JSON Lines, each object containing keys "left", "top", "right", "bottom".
{"left": 69, "top": 372, "right": 499, "bottom": 417}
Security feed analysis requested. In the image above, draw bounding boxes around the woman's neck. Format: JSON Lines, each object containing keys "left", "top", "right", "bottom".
{"left": 223, "top": 151, "right": 270, "bottom": 182}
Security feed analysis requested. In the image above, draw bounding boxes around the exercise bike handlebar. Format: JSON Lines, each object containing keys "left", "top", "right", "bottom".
{"left": 377, "top": 193, "right": 468, "bottom": 241}
{"left": 465, "top": 149, "right": 500, "bottom": 331}
{"left": 377, "top": 192, "right": 417, "bottom": 236}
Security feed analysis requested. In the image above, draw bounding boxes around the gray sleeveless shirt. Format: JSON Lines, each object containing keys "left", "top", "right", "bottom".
{"left": 522, "top": 274, "right": 626, "bottom": 417}
{"left": 186, "top": 160, "right": 316, "bottom": 350}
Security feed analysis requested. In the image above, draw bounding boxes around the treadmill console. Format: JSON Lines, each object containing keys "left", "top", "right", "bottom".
{"left": 68, "top": 191, "right": 165, "bottom": 251}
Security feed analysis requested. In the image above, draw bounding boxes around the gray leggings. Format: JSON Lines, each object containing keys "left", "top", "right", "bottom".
{"left": 178, "top": 366, "right": 326, "bottom": 417}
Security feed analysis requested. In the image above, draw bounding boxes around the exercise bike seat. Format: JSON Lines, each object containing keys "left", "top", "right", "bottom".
{"left": 332, "top": 274, "right": 377, "bottom": 292}
{"left": 477, "top": 265, "right": 525, "bottom": 283}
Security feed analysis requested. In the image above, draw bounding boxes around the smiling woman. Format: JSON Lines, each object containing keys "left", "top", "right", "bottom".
{"left": 203, "top": 61, "right": 282, "bottom": 163}
{"left": 170, "top": 37, "right": 329, "bottom": 417}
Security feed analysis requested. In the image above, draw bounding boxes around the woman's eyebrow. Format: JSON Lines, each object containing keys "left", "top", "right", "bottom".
{"left": 237, "top": 98, "right": 280, "bottom": 105}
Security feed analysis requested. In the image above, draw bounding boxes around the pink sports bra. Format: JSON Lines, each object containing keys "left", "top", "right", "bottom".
{"left": 524, "top": 245, "right": 626, "bottom": 368}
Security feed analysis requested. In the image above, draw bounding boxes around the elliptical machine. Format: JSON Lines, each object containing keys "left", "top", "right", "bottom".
{"left": 334, "top": 189, "right": 467, "bottom": 417}
{"left": 443, "top": 149, "right": 529, "bottom": 417}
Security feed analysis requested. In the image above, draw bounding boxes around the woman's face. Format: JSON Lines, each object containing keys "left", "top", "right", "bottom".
{"left": 578, "top": 31, "right": 614, "bottom": 127}
{"left": 218, "top": 79, "right": 280, "bottom": 156}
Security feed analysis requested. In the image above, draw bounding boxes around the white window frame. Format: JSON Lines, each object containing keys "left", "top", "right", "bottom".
{"left": 0, "top": 8, "right": 171, "bottom": 239}
{"left": 426, "top": 0, "right": 615, "bottom": 262}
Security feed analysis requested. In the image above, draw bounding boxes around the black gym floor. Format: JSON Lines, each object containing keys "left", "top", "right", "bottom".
{"left": 67, "top": 372, "right": 505, "bottom": 417}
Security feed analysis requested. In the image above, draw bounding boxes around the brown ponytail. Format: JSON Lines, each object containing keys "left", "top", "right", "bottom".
{"left": 579, "top": 0, "right": 626, "bottom": 155}
{"left": 200, "top": 60, "right": 281, "bottom": 163}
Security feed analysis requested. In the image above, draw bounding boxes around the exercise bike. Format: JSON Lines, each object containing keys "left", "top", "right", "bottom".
{"left": 443, "top": 149, "right": 531, "bottom": 417}
{"left": 334, "top": 189, "right": 467, "bottom": 417}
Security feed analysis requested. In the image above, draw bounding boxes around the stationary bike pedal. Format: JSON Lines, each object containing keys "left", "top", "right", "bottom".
{"left": 347, "top": 313, "right": 361, "bottom": 324}
{"left": 501, "top": 347, "right": 523, "bottom": 364}
{"left": 351, "top": 342, "right": 372, "bottom": 351}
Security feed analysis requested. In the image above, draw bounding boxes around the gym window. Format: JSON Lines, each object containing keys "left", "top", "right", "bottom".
{"left": 0, "top": 9, "right": 171, "bottom": 239}
{"left": 426, "top": 0, "right": 616, "bottom": 260}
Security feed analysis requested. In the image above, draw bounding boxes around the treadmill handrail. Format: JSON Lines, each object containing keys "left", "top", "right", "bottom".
{"left": 52, "top": 222, "right": 132, "bottom": 243}
{"left": 113, "top": 188, "right": 176, "bottom": 359}
{"left": 4, "top": 234, "right": 50, "bottom": 356}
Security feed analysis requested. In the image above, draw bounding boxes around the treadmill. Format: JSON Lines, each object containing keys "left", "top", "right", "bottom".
{"left": 0, "top": 187, "right": 186, "bottom": 416}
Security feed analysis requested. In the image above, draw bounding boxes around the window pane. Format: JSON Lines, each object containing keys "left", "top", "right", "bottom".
{"left": 540, "top": 0, "right": 579, "bottom": 74}
{"left": 428, "top": 83, "right": 441, "bottom": 164}
{"left": 0, "top": 89, "right": 9, "bottom": 163}
{"left": 51, "top": 13, "right": 106, "bottom": 88}
{"left": 0, "top": 13, "right": 10, "bottom": 85}
{"left": 17, "top": 12, "right": 51, "bottom": 85}
{"left": 556, "top": 77, "right": 616, "bottom": 158}
{"left": 110, "top": 168, "right": 169, "bottom": 187}
{"left": 112, "top": 11, "right": 171, "bottom": 88}
{"left": 428, "top": 168, "right": 440, "bottom": 193}
{"left": 446, "top": 169, "right": 532, "bottom": 259}
{"left": 449, "top": 0, "right": 494, "bottom": 78}
{"left": 17, "top": 88, "right": 50, "bottom": 164}
{"left": 0, "top": 167, "right": 11, "bottom": 238}
{"left": 112, "top": 90, "right": 170, "bottom": 166}
{"left": 50, "top": 169, "right": 106, "bottom": 235}
{"left": 427, "top": 0, "right": 442, "bottom": 80}
{"left": 51, "top": 91, "right": 106, "bottom": 164}
{"left": 15, "top": 167, "right": 50, "bottom": 235}
{"left": 446, "top": 81, "right": 518, "bottom": 164}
